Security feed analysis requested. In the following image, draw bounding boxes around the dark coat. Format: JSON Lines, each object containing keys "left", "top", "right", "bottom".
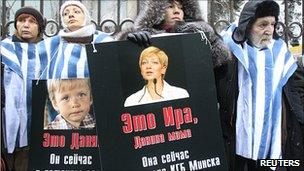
{"left": 215, "top": 58, "right": 238, "bottom": 170}
{"left": 284, "top": 65, "right": 304, "bottom": 124}
{"left": 283, "top": 65, "right": 304, "bottom": 171}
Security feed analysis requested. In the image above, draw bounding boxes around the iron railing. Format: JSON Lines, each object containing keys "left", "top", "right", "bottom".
{"left": 1, "top": 0, "right": 140, "bottom": 37}
{"left": 1, "top": 0, "right": 303, "bottom": 54}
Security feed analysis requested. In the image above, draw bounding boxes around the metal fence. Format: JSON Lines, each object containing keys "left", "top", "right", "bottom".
{"left": 1, "top": 0, "right": 141, "bottom": 37}
{"left": 1, "top": 0, "right": 303, "bottom": 53}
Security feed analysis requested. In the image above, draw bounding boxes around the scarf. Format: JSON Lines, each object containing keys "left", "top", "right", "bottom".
{"left": 58, "top": 24, "right": 96, "bottom": 38}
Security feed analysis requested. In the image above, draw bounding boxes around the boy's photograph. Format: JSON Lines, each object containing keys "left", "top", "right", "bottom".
{"left": 44, "top": 78, "right": 96, "bottom": 130}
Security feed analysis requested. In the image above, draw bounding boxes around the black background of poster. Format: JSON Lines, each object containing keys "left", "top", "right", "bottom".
{"left": 87, "top": 33, "right": 228, "bottom": 171}
{"left": 28, "top": 81, "right": 101, "bottom": 170}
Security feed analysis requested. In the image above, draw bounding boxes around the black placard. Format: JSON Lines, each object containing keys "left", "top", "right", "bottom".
{"left": 28, "top": 80, "right": 101, "bottom": 170}
{"left": 87, "top": 33, "right": 228, "bottom": 171}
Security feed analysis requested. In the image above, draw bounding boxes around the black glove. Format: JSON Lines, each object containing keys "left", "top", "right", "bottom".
{"left": 127, "top": 31, "right": 151, "bottom": 47}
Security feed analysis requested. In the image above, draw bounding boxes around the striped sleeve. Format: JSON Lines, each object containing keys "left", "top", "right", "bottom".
{"left": 280, "top": 40, "right": 297, "bottom": 86}
{"left": 93, "top": 31, "right": 114, "bottom": 43}
{"left": 1, "top": 38, "right": 22, "bottom": 77}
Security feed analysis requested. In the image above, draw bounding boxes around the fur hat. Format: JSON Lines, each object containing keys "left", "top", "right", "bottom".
{"left": 233, "top": 0, "right": 280, "bottom": 43}
{"left": 60, "top": 0, "right": 91, "bottom": 30}
{"left": 14, "top": 6, "right": 46, "bottom": 33}
{"left": 134, "top": 0, "right": 203, "bottom": 34}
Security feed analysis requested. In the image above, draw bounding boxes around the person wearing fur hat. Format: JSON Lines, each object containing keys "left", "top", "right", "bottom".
{"left": 220, "top": 0, "right": 302, "bottom": 170}
{"left": 1, "top": 6, "right": 46, "bottom": 171}
{"left": 120, "top": 0, "right": 230, "bottom": 68}
{"left": 36, "top": 0, "right": 113, "bottom": 79}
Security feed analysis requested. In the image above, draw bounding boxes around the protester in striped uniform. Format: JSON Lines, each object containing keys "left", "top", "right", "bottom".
{"left": 38, "top": 0, "right": 114, "bottom": 122}
{"left": 1, "top": 6, "right": 46, "bottom": 171}
{"left": 1, "top": 1, "right": 113, "bottom": 170}
{"left": 220, "top": 0, "right": 299, "bottom": 170}
{"left": 37, "top": 0, "right": 113, "bottom": 79}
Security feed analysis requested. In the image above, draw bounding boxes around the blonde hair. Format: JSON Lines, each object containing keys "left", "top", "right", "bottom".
{"left": 47, "top": 78, "right": 91, "bottom": 101}
{"left": 139, "top": 46, "right": 169, "bottom": 67}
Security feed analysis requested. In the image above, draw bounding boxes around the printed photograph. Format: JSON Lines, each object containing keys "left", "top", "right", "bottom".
{"left": 43, "top": 78, "right": 96, "bottom": 130}
{"left": 122, "top": 46, "right": 189, "bottom": 107}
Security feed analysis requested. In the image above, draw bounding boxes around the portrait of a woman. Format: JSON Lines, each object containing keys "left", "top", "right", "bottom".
{"left": 124, "top": 46, "right": 189, "bottom": 107}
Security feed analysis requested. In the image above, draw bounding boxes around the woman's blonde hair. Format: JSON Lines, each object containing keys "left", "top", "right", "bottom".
{"left": 139, "top": 46, "right": 169, "bottom": 67}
